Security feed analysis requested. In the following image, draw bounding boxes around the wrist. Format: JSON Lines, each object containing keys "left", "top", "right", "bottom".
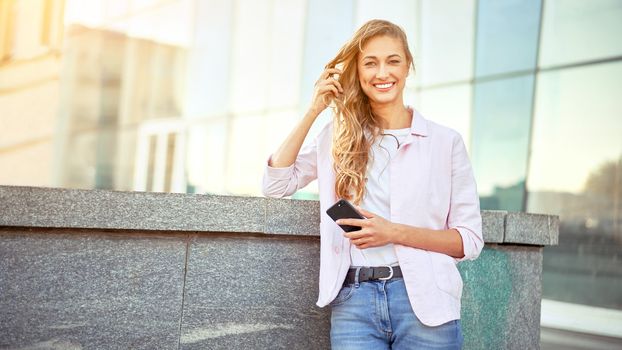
{"left": 306, "top": 106, "right": 324, "bottom": 119}
{"left": 391, "top": 222, "right": 405, "bottom": 245}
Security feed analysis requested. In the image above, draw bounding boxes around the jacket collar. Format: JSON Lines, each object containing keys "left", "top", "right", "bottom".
{"left": 407, "top": 106, "right": 429, "bottom": 137}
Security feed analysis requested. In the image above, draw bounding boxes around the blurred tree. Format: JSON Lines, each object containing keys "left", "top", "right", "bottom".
{"left": 584, "top": 155, "right": 622, "bottom": 196}
{"left": 583, "top": 155, "right": 622, "bottom": 241}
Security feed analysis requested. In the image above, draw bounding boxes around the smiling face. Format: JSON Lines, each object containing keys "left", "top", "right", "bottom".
{"left": 357, "top": 35, "right": 410, "bottom": 108}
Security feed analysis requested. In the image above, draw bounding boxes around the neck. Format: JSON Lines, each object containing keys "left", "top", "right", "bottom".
{"left": 370, "top": 100, "right": 411, "bottom": 129}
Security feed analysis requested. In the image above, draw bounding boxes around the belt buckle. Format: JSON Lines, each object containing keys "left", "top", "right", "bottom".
{"left": 378, "top": 265, "right": 394, "bottom": 281}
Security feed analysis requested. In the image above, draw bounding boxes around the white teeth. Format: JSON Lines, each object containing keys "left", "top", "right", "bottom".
{"left": 375, "top": 83, "right": 393, "bottom": 89}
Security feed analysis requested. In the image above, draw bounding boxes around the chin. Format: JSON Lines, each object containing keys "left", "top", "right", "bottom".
{"left": 368, "top": 94, "right": 399, "bottom": 106}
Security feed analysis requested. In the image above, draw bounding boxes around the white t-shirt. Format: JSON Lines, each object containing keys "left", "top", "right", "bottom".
{"left": 350, "top": 127, "right": 411, "bottom": 267}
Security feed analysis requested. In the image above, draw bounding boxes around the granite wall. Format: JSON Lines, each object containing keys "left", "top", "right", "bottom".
{"left": 0, "top": 186, "right": 559, "bottom": 349}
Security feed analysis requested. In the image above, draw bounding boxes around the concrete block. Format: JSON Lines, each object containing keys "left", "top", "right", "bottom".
{"left": 481, "top": 210, "right": 506, "bottom": 243}
{"left": 265, "top": 198, "right": 320, "bottom": 236}
{"left": 0, "top": 186, "right": 265, "bottom": 234}
{"left": 179, "top": 235, "right": 330, "bottom": 350}
{"left": 0, "top": 229, "right": 186, "bottom": 349}
{"left": 459, "top": 245, "right": 543, "bottom": 350}
{"left": 505, "top": 212, "right": 559, "bottom": 245}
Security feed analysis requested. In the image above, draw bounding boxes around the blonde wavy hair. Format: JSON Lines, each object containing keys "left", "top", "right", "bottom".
{"left": 326, "top": 19, "right": 415, "bottom": 205}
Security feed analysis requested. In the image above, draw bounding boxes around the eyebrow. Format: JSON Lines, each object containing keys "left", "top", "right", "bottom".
{"left": 362, "top": 54, "right": 403, "bottom": 60}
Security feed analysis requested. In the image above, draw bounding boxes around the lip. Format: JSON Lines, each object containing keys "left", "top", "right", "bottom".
{"left": 372, "top": 81, "right": 396, "bottom": 92}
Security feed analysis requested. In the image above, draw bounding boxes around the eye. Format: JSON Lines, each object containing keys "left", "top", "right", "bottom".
{"left": 390, "top": 60, "right": 401, "bottom": 64}
{"left": 364, "top": 61, "right": 376, "bottom": 67}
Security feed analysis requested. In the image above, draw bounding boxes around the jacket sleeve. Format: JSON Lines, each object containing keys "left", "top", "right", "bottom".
{"left": 448, "top": 134, "right": 484, "bottom": 262}
{"left": 261, "top": 136, "right": 319, "bottom": 198}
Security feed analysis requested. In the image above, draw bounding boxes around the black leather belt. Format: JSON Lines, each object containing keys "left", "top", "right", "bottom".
{"left": 344, "top": 266, "right": 403, "bottom": 285}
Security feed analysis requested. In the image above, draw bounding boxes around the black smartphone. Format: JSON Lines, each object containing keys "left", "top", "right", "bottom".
{"left": 326, "top": 199, "right": 366, "bottom": 232}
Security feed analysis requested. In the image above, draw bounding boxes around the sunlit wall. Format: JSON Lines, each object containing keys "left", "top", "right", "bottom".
{"left": 0, "top": 0, "right": 621, "bottom": 340}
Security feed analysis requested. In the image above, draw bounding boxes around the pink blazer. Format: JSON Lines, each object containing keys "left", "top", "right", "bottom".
{"left": 262, "top": 108, "right": 483, "bottom": 326}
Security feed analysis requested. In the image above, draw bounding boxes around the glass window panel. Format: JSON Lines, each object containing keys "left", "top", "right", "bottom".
{"left": 300, "top": 0, "right": 354, "bottom": 109}
{"left": 64, "top": 0, "right": 106, "bottom": 27}
{"left": 403, "top": 86, "right": 419, "bottom": 112}
{"left": 417, "top": 83, "right": 472, "bottom": 151}
{"left": 12, "top": 0, "right": 47, "bottom": 59}
{"left": 539, "top": 0, "right": 622, "bottom": 68}
{"left": 112, "top": 127, "right": 139, "bottom": 192}
{"left": 94, "top": 128, "right": 118, "bottom": 189}
{"left": 267, "top": 0, "right": 305, "bottom": 109}
{"left": 119, "top": 38, "right": 186, "bottom": 124}
{"left": 100, "top": 0, "right": 130, "bottom": 22}
{"left": 0, "top": 141, "right": 53, "bottom": 187}
{"left": 229, "top": 0, "right": 271, "bottom": 114}
{"left": 527, "top": 61, "right": 622, "bottom": 309}
{"left": 227, "top": 114, "right": 265, "bottom": 195}
{"left": 186, "top": 119, "right": 228, "bottom": 194}
{"left": 355, "top": 0, "right": 417, "bottom": 29}
{"left": 183, "top": 0, "right": 233, "bottom": 118}
{"left": 0, "top": 79, "right": 59, "bottom": 147}
{"left": 59, "top": 128, "right": 100, "bottom": 189}
{"left": 419, "top": 0, "right": 475, "bottom": 86}
{"left": 471, "top": 75, "right": 535, "bottom": 211}
{"left": 475, "top": 0, "right": 541, "bottom": 77}
{"left": 105, "top": 0, "right": 194, "bottom": 47}
{"left": 262, "top": 109, "right": 301, "bottom": 156}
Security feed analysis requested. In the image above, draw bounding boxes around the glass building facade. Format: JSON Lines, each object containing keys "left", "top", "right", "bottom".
{"left": 0, "top": 0, "right": 621, "bottom": 345}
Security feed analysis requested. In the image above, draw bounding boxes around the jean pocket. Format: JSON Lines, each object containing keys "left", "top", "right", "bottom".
{"left": 329, "top": 285, "right": 355, "bottom": 307}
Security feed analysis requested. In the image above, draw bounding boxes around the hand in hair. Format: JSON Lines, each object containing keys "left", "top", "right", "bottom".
{"left": 309, "top": 67, "right": 344, "bottom": 116}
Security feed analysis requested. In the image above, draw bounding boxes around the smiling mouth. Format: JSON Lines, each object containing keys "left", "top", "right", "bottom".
{"left": 373, "top": 82, "right": 395, "bottom": 90}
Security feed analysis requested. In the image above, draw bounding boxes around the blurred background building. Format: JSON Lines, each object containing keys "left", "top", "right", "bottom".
{"left": 0, "top": 0, "right": 620, "bottom": 348}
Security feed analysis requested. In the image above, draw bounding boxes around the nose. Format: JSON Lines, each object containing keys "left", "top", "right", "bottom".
{"left": 376, "top": 63, "right": 389, "bottom": 79}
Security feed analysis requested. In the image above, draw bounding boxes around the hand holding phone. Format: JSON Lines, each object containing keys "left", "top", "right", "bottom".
{"left": 326, "top": 199, "right": 366, "bottom": 232}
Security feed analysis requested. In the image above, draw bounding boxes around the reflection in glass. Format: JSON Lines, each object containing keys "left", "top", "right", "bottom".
{"left": 183, "top": 0, "right": 233, "bottom": 119}
{"left": 539, "top": 0, "right": 622, "bottom": 68}
{"left": 475, "top": 0, "right": 541, "bottom": 77}
{"left": 229, "top": 0, "right": 271, "bottom": 114}
{"left": 267, "top": 0, "right": 306, "bottom": 110}
{"left": 300, "top": 0, "right": 355, "bottom": 109}
{"left": 228, "top": 114, "right": 265, "bottom": 195}
{"left": 471, "top": 75, "right": 535, "bottom": 211}
{"left": 186, "top": 119, "right": 228, "bottom": 194}
{"left": 419, "top": 0, "right": 475, "bottom": 86}
{"left": 527, "top": 61, "right": 622, "bottom": 309}
{"left": 417, "top": 84, "right": 472, "bottom": 150}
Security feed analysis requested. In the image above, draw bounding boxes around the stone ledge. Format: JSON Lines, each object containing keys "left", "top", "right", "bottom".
{"left": 505, "top": 212, "right": 559, "bottom": 246}
{"left": 482, "top": 210, "right": 506, "bottom": 243}
{"left": 0, "top": 185, "right": 558, "bottom": 245}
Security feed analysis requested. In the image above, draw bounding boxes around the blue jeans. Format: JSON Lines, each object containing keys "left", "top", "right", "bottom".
{"left": 330, "top": 277, "right": 463, "bottom": 349}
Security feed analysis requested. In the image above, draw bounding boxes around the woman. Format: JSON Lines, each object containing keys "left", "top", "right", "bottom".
{"left": 262, "top": 19, "right": 483, "bottom": 349}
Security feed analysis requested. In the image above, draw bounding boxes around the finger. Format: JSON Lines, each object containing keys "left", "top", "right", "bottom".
{"left": 352, "top": 236, "right": 366, "bottom": 246}
{"left": 318, "top": 79, "right": 342, "bottom": 92}
{"left": 321, "top": 79, "right": 344, "bottom": 93}
{"left": 322, "top": 68, "right": 343, "bottom": 79}
{"left": 344, "top": 230, "right": 367, "bottom": 239}
{"left": 336, "top": 218, "right": 366, "bottom": 227}
{"left": 357, "top": 238, "right": 375, "bottom": 249}
{"left": 317, "top": 81, "right": 340, "bottom": 93}
{"left": 318, "top": 85, "right": 340, "bottom": 98}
